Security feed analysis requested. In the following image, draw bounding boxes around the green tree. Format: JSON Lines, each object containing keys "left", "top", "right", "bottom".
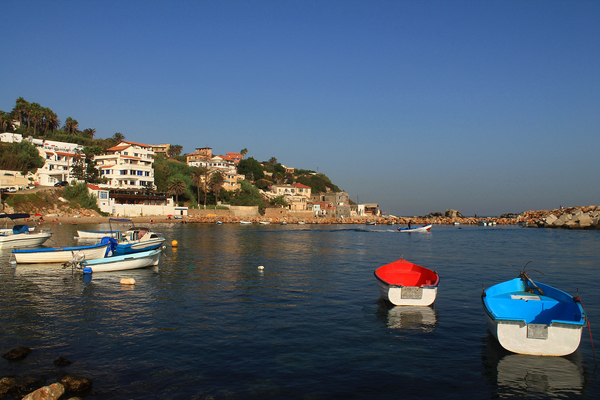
{"left": 0, "top": 141, "right": 45, "bottom": 173}
{"left": 70, "top": 151, "right": 87, "bottom": 181}
{"left": 210, "top": 171, "right": 225, "bottom": 203}
{"left": 168, "top": 177, "right": 187, "bottom": 205}
{"left": 240, "top": 148, "right": 248, "bottom": 159}
{"left": 112, "top": 132, "right": 125, "bottom": 143}
{"left": 0, "top": 111, "right": 13, "bottom": 131}
{"left": 270, "top": 195, "right": 288, "bottom": 208}
{"left": 167, "top": 144, "right": 183, "bottom": 158}
{"left": 237, "top": 157, "right": 264, "bottom": 182}
{"left": 64, "top": 117, "right": 79, "bottom": 135}
{"left": 191, "top": 166, "right": 208, "bottom": 208}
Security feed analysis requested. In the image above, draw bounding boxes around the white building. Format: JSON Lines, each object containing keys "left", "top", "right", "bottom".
{"left": 0, "top": 132, "right": 23, "bottom": 143}
{"left": 87, "top": 184, "right": 187, "bottom": 217}
{"left": 94, "top": 141, "right": 155, "bottom": 190}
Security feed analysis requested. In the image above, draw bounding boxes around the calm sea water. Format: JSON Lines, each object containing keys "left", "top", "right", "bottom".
{"left": 1, "top": 223, "right": 599, "bottom": 399}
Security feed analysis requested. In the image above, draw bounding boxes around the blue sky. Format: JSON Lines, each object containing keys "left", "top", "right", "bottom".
{"left": 2, "top": 0, "right": 599, "bottom": 216}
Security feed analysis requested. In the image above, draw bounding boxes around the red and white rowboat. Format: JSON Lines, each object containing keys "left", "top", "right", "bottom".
{"left": 374, "top": 259, "right": 440, "bottom": 306}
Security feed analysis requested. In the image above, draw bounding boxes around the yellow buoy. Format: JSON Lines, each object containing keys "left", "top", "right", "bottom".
{"left": 172, "top": 240, "right": 178, "bottom": 247}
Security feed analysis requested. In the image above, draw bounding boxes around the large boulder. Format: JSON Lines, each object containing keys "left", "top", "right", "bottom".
{"left": 543, "top": 214, "right": 558, "bottom": 226}
{"left": 552, "top": 213, "right": 571, "bottom": 227}
{"left": 2, "top": 346, "right": 32, "bottom": 361}
{"left": 22, "top": 383, "right": 65, "bottom": 400}
{"left": 60, "top": 375, "right": 92, "bottom": 394}
{"left": 445, "top": 209, "right": 464, "bottom": 219}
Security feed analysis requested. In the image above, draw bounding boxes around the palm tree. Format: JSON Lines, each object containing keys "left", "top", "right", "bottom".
{"left": 167, "top": 144, "right": 183, "bottom": 158}
{"left": 28, "top": 103, "right": 43, "bottom": 136}
{"left": 240, "top": 148, "right": 248, "bottom": 159}
{"left": 83, "top": 128, "right": 96, "bottom": 139}
{"left": 0, "top": 111, "right": 12, "bottom": 131}
{"left": 112, "top": 132, "right": 125, "bottom": 143}
{"left": 168, "top": 178, "right": 187, "bottom": 205}
{"left": 13, "top": 97, "right": 28, "bottom": 126}
{"left": 64, "top": 117, "right": 79, "bottom": 135}
{"left": 210, "top": 171, "right": 225, "bottom": 204}
{"left": 269, "top": 157, "right": 277, "bottom": 165}
{"left": 191, "top": 166, "right": 208, "bottom": 208}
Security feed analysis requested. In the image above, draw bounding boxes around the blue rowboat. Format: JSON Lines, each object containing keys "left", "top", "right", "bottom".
{"left": 482, "top": 271, "right": 586, "bottom": 356}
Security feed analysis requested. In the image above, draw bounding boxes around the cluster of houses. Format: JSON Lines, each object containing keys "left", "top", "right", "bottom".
{"left": 0, "top": 133, "right": 381, "bottom": 218}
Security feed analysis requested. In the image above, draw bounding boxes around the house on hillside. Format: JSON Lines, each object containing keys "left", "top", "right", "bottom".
{"left": 310, "top": 191, "right": 352, "bottom": 218}
{"left": 151, "top": 144, "right": 170, "bottom": 157}
{"left": 94, "top": 141, "right": 155, "bottom": 190}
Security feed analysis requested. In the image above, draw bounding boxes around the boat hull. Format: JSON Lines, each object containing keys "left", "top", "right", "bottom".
{"left": 12, "top": 242, "right": 109, "bottom": 263}
{"left": 482, "top": 278, "right": 585, "bottom": 356}
{"left": 0, "top": 232, "right": 52, "bottom": 249}
{"left": 398, "top": 224, "right": 432, "bottom": 233}
{"left": 82, "top": 249, "right": 162, "bottom": 273}
{"left": 113, "top": 237, "right": 165, "bottom": 255}
{"left": 374, "top": 259, "right": 440, "bottom": 306}
{"left": 77, "top": 230, "right": 120, "bottom": 239}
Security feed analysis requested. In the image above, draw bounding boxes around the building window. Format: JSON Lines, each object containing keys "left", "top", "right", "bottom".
{"left": 99, "top": 192, "right": 108, "bottom": 199}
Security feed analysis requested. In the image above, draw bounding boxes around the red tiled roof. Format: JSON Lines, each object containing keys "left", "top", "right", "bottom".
{"left": 87, "top": 184, "right": 102, "bottom": 190}
{"left": 293, "top": 183, "right": 311, "bottom": 189}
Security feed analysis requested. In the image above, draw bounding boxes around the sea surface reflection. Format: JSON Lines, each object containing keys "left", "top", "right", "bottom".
{"left": 0, "top": 223, "right": 599, "bottom": 399}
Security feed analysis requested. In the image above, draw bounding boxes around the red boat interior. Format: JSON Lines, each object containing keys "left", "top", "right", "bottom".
{"left": 376, "top": 259, "right": 439, "bottom": 287}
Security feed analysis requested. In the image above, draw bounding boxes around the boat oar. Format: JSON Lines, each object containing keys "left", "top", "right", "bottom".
{"left": 575, "top": 290, "right": 596, "bottom": 365}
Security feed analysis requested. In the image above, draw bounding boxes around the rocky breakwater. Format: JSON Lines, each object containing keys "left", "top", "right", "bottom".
{"left": 519, "top": 206, "right": 600, "bottom": 229}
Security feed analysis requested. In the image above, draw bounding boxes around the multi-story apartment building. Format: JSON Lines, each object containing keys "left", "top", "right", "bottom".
{"left": 94, "top": 141, "right": 155, "bottom": 190}
{"left": 0, "top": 133, "right": 85, "bottom": 186}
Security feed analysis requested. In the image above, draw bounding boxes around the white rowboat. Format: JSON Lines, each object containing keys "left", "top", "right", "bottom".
{"left": 80, "top": 249, "right": 162, "bottom": 273}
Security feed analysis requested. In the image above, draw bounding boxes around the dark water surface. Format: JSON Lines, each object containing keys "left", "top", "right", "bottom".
{"left": 1, "top": 223, "right": 599, "bottom": 399}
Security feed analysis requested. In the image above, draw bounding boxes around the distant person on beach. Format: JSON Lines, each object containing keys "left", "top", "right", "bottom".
{"left": 407, "top": 220, "right": 411, "bottom": 229}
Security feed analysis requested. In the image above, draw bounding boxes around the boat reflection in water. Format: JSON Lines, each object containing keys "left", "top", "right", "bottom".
{"left": 377, "top": 299, "right": 438, "bottom": 332}
{"left": 483, "top": 334, "right": 586, "bottom": 398}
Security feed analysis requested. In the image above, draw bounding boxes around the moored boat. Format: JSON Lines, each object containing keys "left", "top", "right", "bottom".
{"left": 113, "top": 228, "right": 165, "bottom": 255}
{"left": 482, "top": 268, "right": 586, "bottom": 356}
{"left": 77, "top": 230, "right": 120, "bottom": 239}
{"left": 0, "top": 213, "right": 52, "bottom": 249}
{"left": 78, "top": 249, "right": 162, "bottom": 273}
{"left": 397, "top": 224, "right": 432, "bottom": 233}
{"left": 240, "top": 221, "right": 252, "bottom": 225}
{"left": 12, "top": 239, "right": 113, "bottom": 264}
{"left": 374, "top": 259, "right": 440, "bottom": 306}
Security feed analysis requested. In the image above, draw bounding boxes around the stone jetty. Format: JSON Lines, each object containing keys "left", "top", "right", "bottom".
{"left": 181, "top": 206, "right": 600, "bottom": 229}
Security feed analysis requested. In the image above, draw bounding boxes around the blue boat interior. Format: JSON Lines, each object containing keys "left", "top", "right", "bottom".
{"left": 486, "top": 293, "right": 578, "bottom": 324}
{"left": 484, "top": 277, "right": 584, "bottom": 325}
{"left": 13, "top": 225, "right": 30, "bottom": 234}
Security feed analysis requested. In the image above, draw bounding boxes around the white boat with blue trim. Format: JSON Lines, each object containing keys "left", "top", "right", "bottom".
{"left": 12, "top": 239, "right": 112, "bottom": 264}
{"left": 78, "top": 248, "right": 162, "bottom": 273}
{"left": 0, "top": 213, "right": 52, "bottom": 249}
{"left": 482, "top": 267, "right": 587, "bottom": 356}
{"left": 397, "top": 224, "right": 432, "bottom": 233}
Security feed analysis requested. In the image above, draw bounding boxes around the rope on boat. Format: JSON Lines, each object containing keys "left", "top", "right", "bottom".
{"left": 510, "top": 261, "right": 546, "bottom": 296}
{"left": 575, "top": 290, "right": 597, "bottom": 365}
